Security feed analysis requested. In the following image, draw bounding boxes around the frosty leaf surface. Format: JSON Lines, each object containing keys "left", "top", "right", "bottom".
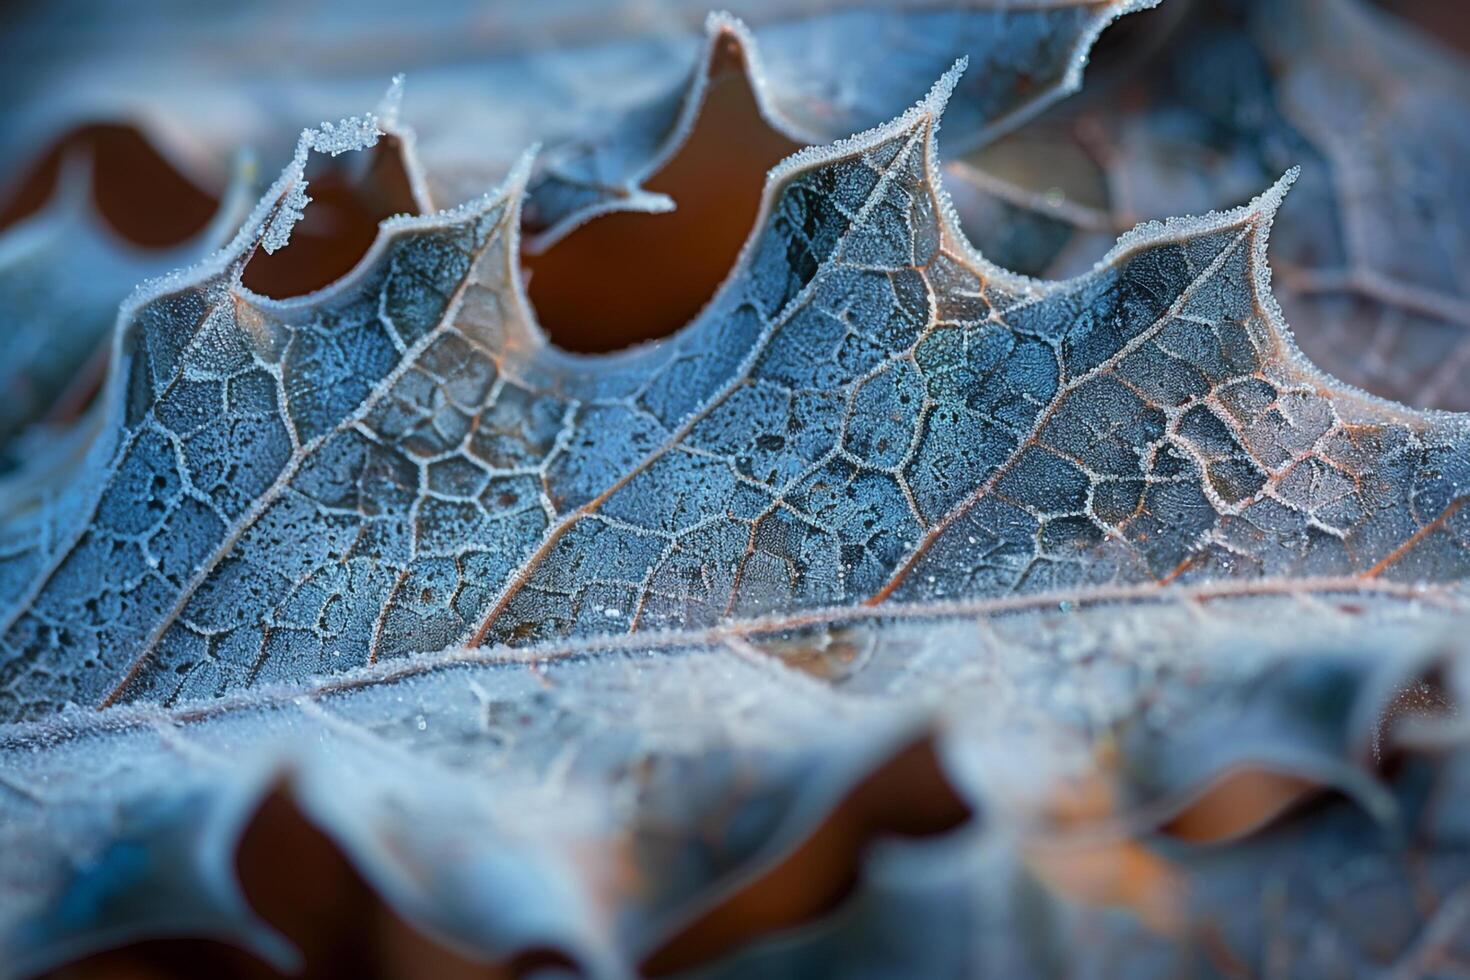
{"left": 3, "top": 594, "right": 1468, "bottom": 976}
{"left": 0, "top": 105, "right": 509, "bottom": 718}
{"left": 520, "top": 3, "right": 1158, "bottom": 248}
{"left": 952, "top": 0, "right": 1470, "bottom": 410}
{"left": 2, "top": 10, "right": 1470, "bottom": 975}
{"left": 6, "top": 66, "right": 1470, "bottom": 724}
{"left": 700, "top": 617, "right": 1470, "bottom": 979}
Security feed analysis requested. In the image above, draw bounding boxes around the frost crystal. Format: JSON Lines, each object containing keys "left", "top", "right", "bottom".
{"left": 260, "top": 110, "right": 385, "bottom": 254}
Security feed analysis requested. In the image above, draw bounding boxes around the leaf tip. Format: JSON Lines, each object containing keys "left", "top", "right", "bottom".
{"left": 1239, "top": 166, "right": 1301, "bottom": 294}
{"left": 505, "top": 142, "right": 539, "bottom": 200}
{"left": 1255, "top": 165, "right": 1300, "bottom": 221}
{"left": 260, "top": 105, "right": 387, "bottom": 255}
{"left": 926, "top": 57, "right": 968, "bottom": 121}
{"left": 863, "top": 57, "right": 966, "bottom": 157}
{"left": 703, "top": 9, "right": 751, "bottom": 39}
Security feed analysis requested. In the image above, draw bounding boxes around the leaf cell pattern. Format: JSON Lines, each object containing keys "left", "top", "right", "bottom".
{"left": 3, "top": 4, "right": 1470, "bottom": 975}
{"left": 3, "top": 70, "right": 1469, "bottom": 722}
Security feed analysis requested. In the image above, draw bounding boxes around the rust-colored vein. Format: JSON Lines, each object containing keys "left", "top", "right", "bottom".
{"left": 99, "top": 207, "right": 513, "bottom": 709}
{"left": 1155, "top": 552, "right": 1205, "bottom": 587}
{"left": 869, "top": 220, "right": 1256, "bottom": 605}
{"left": 368, "top": 568, "right": 412, "bottom": 665}
{"left": 1363, "top": 497, "right": 1468, "bottom": 580}
{"left": 467, "top": 121, "right": 936, "bottom": 647}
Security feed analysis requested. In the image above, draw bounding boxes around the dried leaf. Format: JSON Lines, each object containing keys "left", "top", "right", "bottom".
{"left": 700, "top": 623, "right": 1470, "bottom": 978}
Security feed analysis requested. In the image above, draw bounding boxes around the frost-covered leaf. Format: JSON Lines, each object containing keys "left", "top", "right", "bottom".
{"left": 0, "top": 1, "right": 1161, "bottom": 369}
{"left": 7, "top": 63, "right": 1470, "bottom": 718}
{"left": 4, "top": 12, "right": 1470, "bottom": 977}
{"left": 951, "top": 0, "right": 1470, "bottom": 410}
{"left": 701, "top": 619, "right": 1470, "bottom": 979}
{"left": 4, "top": 592, "right": 1468, "bottom": 976}
{"left": 519, "top": 3, "right": 1157, "bottom": 249}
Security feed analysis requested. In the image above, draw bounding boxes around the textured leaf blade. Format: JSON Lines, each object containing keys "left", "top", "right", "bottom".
{"left": 5, "top": 64, "right": 1470, "bottom": 719}
{"left": 522, "top": 2, "right": 1159, "bottom": 247}
{"left": 3, "top": 16, "right": 1470, "bottom": 978}
{"left": 4, "top": 594, "right": 1468, "bottom": 976}
{"left": 0, "top": 154, "right": 250, "bottom": 471}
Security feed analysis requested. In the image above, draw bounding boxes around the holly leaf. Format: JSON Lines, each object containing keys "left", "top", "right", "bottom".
{"left": 519, "top": 3, "right": 1159, "bottom": 249}
{"left": 7, "top": 60, "right": 1470, "bottom": 714}
{"left": 5, "top": 585, "right": 1468, "bottom": 975}
{"left": 697, "top": 618, "right": 1470, "bottom": 978}
{"left": 0, "top": 0, "right": 1163, "bottom": 468}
